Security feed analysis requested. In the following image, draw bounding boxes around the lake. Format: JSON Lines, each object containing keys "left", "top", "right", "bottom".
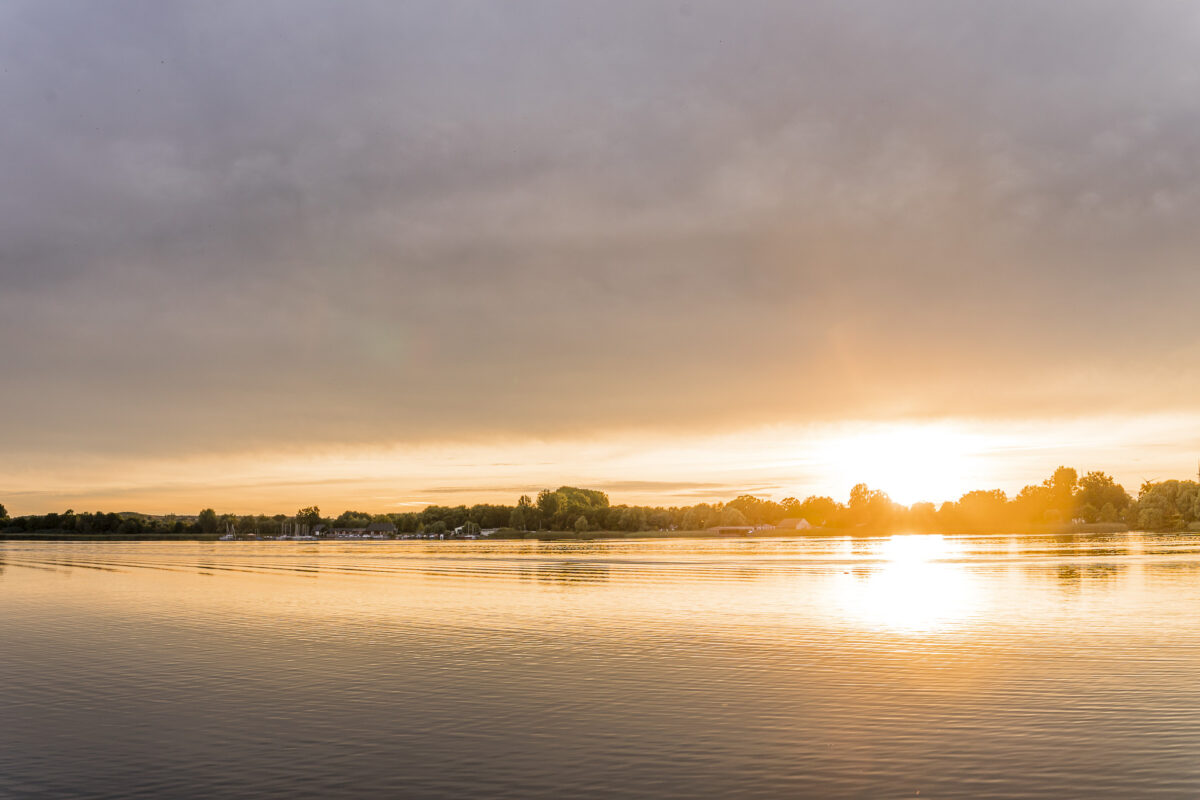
{"left": 2, "top": 533, "right": 1199, "bottom": 798}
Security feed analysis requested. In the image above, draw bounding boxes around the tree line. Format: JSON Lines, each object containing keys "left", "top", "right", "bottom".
{"left": 2, "top": 468, "right": 1200, "bottom": 538}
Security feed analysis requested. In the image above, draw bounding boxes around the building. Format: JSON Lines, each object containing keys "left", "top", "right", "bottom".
{"left": 329, "top": 521, "right": 397, "bottom": 539}
{"left": 365, "top": 521, "right": 396, "bottom": 538}
{"left": 332, "top": 527, "right": 367, "bottom": 538}
{"left": 709, "top": 525, "right": 756, "bottom": 537}
{"left": 774, "top": 518, "right": 814, "bottom": 531}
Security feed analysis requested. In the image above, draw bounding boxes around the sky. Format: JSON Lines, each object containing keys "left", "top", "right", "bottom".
{"left": 3, "top": 1, "right": 1200, "bottom": 515}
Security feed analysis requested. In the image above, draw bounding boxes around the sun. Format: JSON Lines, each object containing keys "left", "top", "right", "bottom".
{"left": 814, "top": 423, "right": 989, "bottom": 506}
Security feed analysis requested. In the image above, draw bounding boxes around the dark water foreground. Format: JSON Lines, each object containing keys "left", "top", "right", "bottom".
{"left": 2, "top": 534, "right": 1198, "bottom": 798}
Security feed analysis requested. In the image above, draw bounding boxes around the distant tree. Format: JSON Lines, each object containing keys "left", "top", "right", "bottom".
{"left": 196, "top": 508, "right": 218, "bottom": 534}
{"left": 631, "top": 507, "right": 648, "bottom": 531}
{"left": 682, "top": 504, "right": 714, "bottom": 530}
{"left": 1136, "top": 480, "right": 1200, "bottom": 531}
{"left": 1177, "top": 483, "right": 1200, "bottom": 524}
{"left": 1050, "top": 466, "right": 1078, "bottom": 488}
{"left": 780, "top": 497, "right": 802, "bottom": 517}
{"left": 296, "top": 506, "right": 322, "bottom": 526}
{"left": 1076, "top": 472, "right": 1131, "bottom": 517}
{"left": 1049, "top": 466, "right": 1079, "bottom": 517}
{"left": 509, "top": 507, "right": 526, "bottom": 531}
{"left": 619, "top": 507, "right": 638, "bottom": 531}
{"left": 0, "top": 502, "right": 7, "bottom": 519}
{"left": 574, "top": 515, "right": 589, "bottom": 533}
{"left": 909, "top": 502, "right": 937, "bottom": 530}
{"left": 531, "top": 486, "right": 610, "bottom": 529}
{"left": 1013, "top": 482, "right": 1052, "bottom": 523}
{"left": 718, "top": 506, "right": 747, "bottom": 526}
{"left": 955, "top": 489, "right": 1010, "bottom": 530}
{"left": 470, "top": 504, "right": 510, "bottom": 528}
{"left": 798, "top": 496, "right": 838, "bottom": 526}
{"left": 462, "top": 520, "right": 481, "bottom": 537}
{"left": 1011, "top": 466, "right": 1084, "bottom": 525}
{"left": 333, "top": 510, "right": 372, "bottom": 529}
{"left": 256, "top": 515, "right": 279, "bottom": 537}
{"left": 846, "top": 484, "right": 892, "bottom": 528}
{"left": 1138, "top": 494, "right": 1169, "bottom": 531}
{"left": 557, "top": 486, "right": 609, "bottom": 509}
{"left": 536, "top": 490, "right": 559, "bottom": 517}
{"left": 726, "top": 495, "right": 776, "bottom": 525}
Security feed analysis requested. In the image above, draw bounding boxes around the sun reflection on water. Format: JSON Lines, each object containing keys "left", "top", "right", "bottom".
{"left": 834, "top": 534, "right": 980, "bottom": 633}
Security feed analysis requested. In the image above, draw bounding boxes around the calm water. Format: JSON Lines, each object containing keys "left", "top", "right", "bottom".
{"left": 3, "top": 533, "right": 1199, "bottom": 799}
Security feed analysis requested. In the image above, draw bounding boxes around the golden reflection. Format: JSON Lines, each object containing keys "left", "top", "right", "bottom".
{"left": 833, "top": 535, "right": 979, "bottom": 633}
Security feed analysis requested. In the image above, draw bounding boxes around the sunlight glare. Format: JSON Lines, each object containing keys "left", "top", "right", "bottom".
{"left": 815, "top": 424, "right": 988, "bottom": 505}
{"left": 833, "top": 534, "right": 979, "bottom": 633}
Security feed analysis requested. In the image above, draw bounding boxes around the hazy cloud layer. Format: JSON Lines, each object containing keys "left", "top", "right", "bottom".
{"left": 4, "top": 1, "right": 1200, "bottom": 458}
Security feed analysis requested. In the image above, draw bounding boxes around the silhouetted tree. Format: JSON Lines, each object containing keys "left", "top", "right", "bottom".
{"left": 196, "top": 508, "right": 219, "bottom": 534}
{"left": 296, "top": 506, "right": 322, "bottom": 526}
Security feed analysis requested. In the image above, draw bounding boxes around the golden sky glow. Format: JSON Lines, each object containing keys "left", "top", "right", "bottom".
{"left": 4, "top": 414, "right": 1197, "bottom": 515}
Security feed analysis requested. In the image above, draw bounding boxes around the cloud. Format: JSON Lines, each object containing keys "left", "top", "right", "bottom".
{"left": 2, "top": 1, "right": 1200, "bottom": 461}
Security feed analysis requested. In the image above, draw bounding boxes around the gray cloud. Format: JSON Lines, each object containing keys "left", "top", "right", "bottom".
{"left": 3, "top": 1, "right": 1200, "bottom": 456}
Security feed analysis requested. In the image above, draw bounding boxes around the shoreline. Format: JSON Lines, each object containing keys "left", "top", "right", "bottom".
{"left": 0, "top": 522, "right": 1168, "bottom": 543}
